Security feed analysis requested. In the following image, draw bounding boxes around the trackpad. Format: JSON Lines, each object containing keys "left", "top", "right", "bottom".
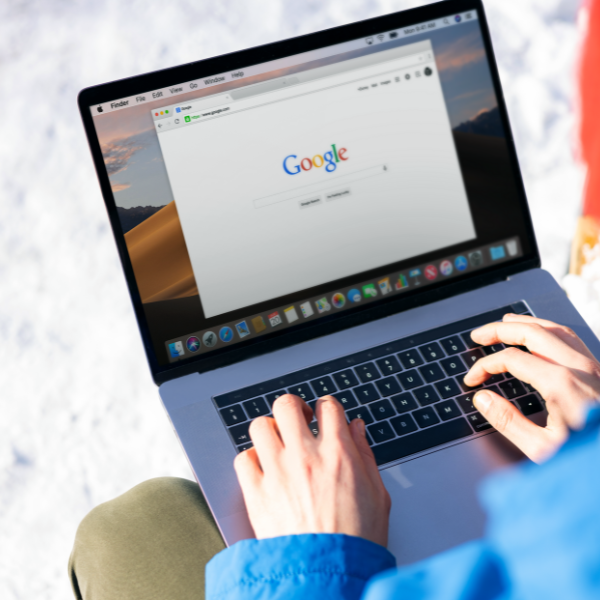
{"left": 381, "top": 432, "right": 523, "bottom": 565}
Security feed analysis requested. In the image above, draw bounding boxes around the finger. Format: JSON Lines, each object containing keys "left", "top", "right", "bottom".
{"left": 464, "top": 346, "right": 560, "bottom": 395}
{"left": 502, "top": 314, "right": 598, "bottom": 361}
{"left": 234, "top": 446, "right": 263, "bottom": 492}
{"left": 249, "top": 416, "right": 283, "bottom": 471}
{"left": 470, "top": 321, "right": 590, "bottom": 370}
{"left": 315, "top": 396, "right": 352, "bottom": 443}
{"left": 473, "top": 389, "right": 562, "bottom": 463}
{"left": 349, "top": 420, "right": 391, "bottom": 502}
{"left": 349, "top": 419, "right": 379, "bottom": 475}
{"left": 271, "top": 394, "right": 314, "bottom": 450}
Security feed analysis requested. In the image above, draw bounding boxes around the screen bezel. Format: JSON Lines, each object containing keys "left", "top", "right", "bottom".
{"left": 78, "top": 0, "right": 540, "bottom": 386}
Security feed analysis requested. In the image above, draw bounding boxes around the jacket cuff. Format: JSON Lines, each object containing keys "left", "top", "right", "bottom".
{"left": 206, "top": 534, "right": 396, "bottom": 600}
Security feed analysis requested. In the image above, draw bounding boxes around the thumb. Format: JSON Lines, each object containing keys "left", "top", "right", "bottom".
{"left": 473, "top": 389, "right": 549, "bottom": 462}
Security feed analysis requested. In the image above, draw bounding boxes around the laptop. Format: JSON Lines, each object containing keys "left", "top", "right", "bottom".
{"left": 78, "top": 0, "right": 600, "bottom": 565}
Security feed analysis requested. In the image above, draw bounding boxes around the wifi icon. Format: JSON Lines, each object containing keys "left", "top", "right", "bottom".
{"left": 376, "top": 34, "right": 385, "bottom": 42}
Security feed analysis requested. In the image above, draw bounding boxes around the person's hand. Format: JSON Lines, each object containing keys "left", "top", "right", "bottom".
{"left": 234, "top": 394, "right": 391, "bottom": 546}
{"left": 464, "top": 313, "right": 600, "bottom": 463}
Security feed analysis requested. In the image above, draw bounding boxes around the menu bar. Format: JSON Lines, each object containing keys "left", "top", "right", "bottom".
{"left": 91, "top": 10, "right": 479, "bottom": 116}
{"left": 165, "top": 236, "right": 520, "bottom": 363}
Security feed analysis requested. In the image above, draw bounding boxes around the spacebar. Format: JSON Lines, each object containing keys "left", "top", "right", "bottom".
{"left": 372, "top": 418, "right": 473, "bottom": 466}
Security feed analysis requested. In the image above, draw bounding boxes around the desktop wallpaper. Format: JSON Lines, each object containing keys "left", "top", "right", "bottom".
{"left": 92, "top": 19, "right": 512, "bottom": 357}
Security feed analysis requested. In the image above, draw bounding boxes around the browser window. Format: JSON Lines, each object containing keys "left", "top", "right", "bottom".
{"left": 155, "top": 40, "right": 475, "bottom": 318}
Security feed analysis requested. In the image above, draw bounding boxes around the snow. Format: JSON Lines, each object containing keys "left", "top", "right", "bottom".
{"left": 0, "top": 1, "right": 588, "bottom": 598}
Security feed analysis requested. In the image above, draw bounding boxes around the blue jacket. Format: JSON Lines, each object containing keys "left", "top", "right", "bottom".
{"left": 207, "top": 409, "right": 600, "bottom": 600}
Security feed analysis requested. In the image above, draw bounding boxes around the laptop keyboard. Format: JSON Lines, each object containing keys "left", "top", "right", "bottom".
{"left": 213, "top": 302, "right": 545, "bottom": 467}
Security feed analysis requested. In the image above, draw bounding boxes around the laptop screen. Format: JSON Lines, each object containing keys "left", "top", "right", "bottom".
{"left": 89, "top": 8, "right": 532, "bottom": 367}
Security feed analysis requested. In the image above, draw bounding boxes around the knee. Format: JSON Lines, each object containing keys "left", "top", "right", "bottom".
{"left": 72, "top": 478, "right": 200, "bottom": 556}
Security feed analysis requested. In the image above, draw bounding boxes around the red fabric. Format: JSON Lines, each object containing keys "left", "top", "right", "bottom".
{"left": 581, "top": 0, "right": 600, "bottom": 219}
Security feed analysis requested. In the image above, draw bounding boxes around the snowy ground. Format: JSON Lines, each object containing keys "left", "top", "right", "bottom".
{"left": 0, "top": 1, "right": 589, "bottom": 598}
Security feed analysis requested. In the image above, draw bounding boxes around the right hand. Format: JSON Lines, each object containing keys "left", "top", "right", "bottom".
{"left": 463, "top": 313, "right": 600, "bottom": 463}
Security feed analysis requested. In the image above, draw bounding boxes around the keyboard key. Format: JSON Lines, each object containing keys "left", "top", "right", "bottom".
{"left": 242, "top": 398, "right": 270, "bottom": 418}
{"left": 354, "top": 383, "right": 380, "bottom": 404}
{"left": 467, "top": 412, "right": 493, "bottom": 432}
{"left": 418, "top": 363, "right": 445, "bottom": 383}
{"left": 458, "top": 379, "right": 483, "bottom": 393}
{"left": 309, "top": 421, "right": 319, "bottom": 436}
{"left": 461, "top": 348, "right": 484, "bottom": 367}
{"left": 461, "top": 332, "right": 481, "bottom": 350}
{"left": 414, "top": 407, "right": 441, "bottom": 428}
{"left": 434, "top": 399, "right": 461, "bottom": 421}
{"left": 398, "top": 349, "right": 424, "bottom": 369}
{"left": 368, "top": 421, "right": 396, "bottom": 444}
{"left": 237, "top": 442, "right": 254, "bottom": 453}
{"left": 310, "top": 376, "right": 337, "bottom": 396}
{"left": 347, "top": 406, "right": 374, "bottom": 425}
{"left": 391, "top": 413, "right": 418, "bottom": 436}
{"left": 372, "top": 419, "right": 473, "bottom": 466}
{"left": 355, "top": 363, "right": 382, "bottom": 383}
{"left": 483, "top": 344, "right": 505, "bottom": 355}
{"left": 440, "top": 336, "right": 466, "bottom": 355}
{"left": 265, "top": 391, "right": 286, "bottom": 406}
{"left": 375, "top": 377, "right": 401, "bottom": 397}
{"left": 335, "top": 390, "right": 358, "bottom": 410}
{"left": 435, "top": 379, "right": 461, "bottom": 399}
{"left": 397, "top": 370, "right": 424, "bottom": 390}
{"left": 413, "top": 385, "right": 440, "bottom": 406}
{"left": 456, "top": 392, "right": 477, "bottom": 414}
{"left": 499, "top": 379, "right": 526, "bottom": 400}
{"left": 484, "top": 374, "right": 505, "bottom": 385}
{"left": 419, "top": 342, "right": 445, "bottom": 362}
{"left": 484, "top": 385, "right": 501, "bottom": 397}
{"left": 390, "top": 393, "right": 418, "bottom": 414}
{"left": 370, "top": 399, "right": 396, "bottom": 421}
{"left": 287, "top": 383, "right": 315, "bottom": 401}
{"left": 332, "top": 370, "right": 359, "bottom": 390}
{"left": 229, "top": 421, "right": 252, "bottom": 445}
{"left": 376, "top": 356, "right": 403, "bottom": 375}
{"left": 518, "top": 394, "right": 544, "bottom": 416}
{"left": 522, "top": 381, "right": 537, "bottom": 394}
{"left": 220, "top": 404, "right": 247, "bottom": 426}
{"left": 440, "top": 357, "right": 467, "bottom": 377}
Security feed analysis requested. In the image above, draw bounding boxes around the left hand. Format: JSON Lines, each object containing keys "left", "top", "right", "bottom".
{"left": 234, "top": 394, "right": 391, "bottom": 547}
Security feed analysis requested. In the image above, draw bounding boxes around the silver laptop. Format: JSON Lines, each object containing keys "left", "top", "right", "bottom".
{"left": 79, "top": 0, "right": 600, "bottom": 565}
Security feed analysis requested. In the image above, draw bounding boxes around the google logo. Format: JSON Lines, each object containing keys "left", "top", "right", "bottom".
{"left": 283, "top": 144, "right": 348, "bottom": 175}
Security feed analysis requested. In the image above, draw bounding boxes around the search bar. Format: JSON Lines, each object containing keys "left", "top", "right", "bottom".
{"left": 253, "top": 165, "right": 388, "bottom": 209}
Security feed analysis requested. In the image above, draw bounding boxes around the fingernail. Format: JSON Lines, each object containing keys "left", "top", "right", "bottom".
{"left": 473, "top": 390, "right": 493, "bottom": 412}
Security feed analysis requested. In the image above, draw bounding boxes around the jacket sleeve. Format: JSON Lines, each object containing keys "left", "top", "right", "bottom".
{"left": 206, "top": 533, "right": 396, "bottom": 600}
{"left": 362, "top": 540, "right": 506, "bottom": 600}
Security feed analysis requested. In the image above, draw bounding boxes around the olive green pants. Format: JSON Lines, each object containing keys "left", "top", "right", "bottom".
{"left": 68, "top": 477, "right": 226, "bottom": 600}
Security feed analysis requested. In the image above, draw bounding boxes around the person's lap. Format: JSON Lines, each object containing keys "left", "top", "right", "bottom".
{"left": 69, "top": 477, "right": 225, "bottom": 600}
